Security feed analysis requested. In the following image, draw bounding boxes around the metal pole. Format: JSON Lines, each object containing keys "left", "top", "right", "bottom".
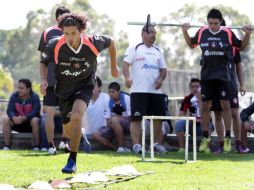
{"left": 127, "top": 22, "right": 253, "bottom": 30}
{"left": 193, "top": 118, "right": 197, "bottom": 161}
{"left": 142, "top": 118, "right": 146, "bottom": 161}
{"left": 185, "top": 119, "right": 189, "bottom": 162}
{"left": 150, "top": 119, "right": 154, "bottom": 161}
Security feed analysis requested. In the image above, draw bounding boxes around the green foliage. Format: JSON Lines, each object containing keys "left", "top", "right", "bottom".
{"left": 0, "top": 66, "right": 13, "bottom": 98}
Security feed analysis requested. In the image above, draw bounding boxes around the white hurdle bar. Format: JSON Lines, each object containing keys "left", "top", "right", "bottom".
{"left": 142, "top": 115, "right": 196, "bottom": 162}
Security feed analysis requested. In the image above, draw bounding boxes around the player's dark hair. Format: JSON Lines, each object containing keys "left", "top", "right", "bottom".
{"left": 58, "top": 13, "right": 88, "bottom": 31}
{"left": 207, "top": 8, "right": 223, "bottom": 21}
{"left": 55, "top": 6, "right": 70, "bottom": 20}
{"left": 19, "top": 78, "right": 32, "bottom": 92}
{"left": 221, "top": 18, "right": 226, "bottom": 26}
{"left": 190, "top": 78, "right": 200, "bottom": 86}
{"left": 108, "top": 82, "right": 121, "bottom": 92}
{"left": 95, "top": 76, "right": 102, "bottom": 88}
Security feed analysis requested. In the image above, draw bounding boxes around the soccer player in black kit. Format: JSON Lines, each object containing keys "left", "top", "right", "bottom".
{"left": 38, "top": 6, "right": 70, "bottom": 155}
{"left": 182, "top": 8, "right": 252, "bottom": 153}
{"left": 40, "top": 13, "right": 119, "bottom": 173}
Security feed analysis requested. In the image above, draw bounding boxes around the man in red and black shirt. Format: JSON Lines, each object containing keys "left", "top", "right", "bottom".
{"left": 40, "top": 13, "right": 119, "bottom": 173}
{"left": 182, "top": 8, "right": 252, "bottom": 152}
{"left": 38, "top": 6, "right": 70, "bottom": 154}
{"left": 175, "top": 78, "right": 213, "bottom": 152}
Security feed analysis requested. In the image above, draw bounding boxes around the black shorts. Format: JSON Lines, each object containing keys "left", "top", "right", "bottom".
{"left": 211, "top": 92, "right": 239, "bottom": 111}
{"left": 12, "top": 120, "right": 32, "bottom": 133}
{"left": 201, "top": 79, "right": 231, "bottom": 101}
{"left": 43, "top": 87, "right": 58, "bottom": 106}
{"left": 230, "top": 91, "right": 239, "bottom": 108}
{"left": 59, "top": 86, "right": 93, "bottom": 124}
{"left": 130, "top": 93, "right": 167, "bottom": 121}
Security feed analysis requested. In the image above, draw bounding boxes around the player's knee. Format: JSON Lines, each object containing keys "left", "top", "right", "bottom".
{"left": 70, "top": 112, "right": 82, "bottom": 123}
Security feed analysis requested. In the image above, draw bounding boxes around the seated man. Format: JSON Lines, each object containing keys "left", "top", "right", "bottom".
{"left": 175, "top": 78, "right": 213, "bottom": 153}
{"left": 239, "top": 102, "right": 254, "bottom": 153}
{"left": 2, "top": 79, "right": 41, "bottom": 150}
{"left": 93, "top": 82, "right": 131, "bottom": 153}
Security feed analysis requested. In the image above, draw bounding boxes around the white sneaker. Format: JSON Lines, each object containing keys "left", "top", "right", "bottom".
{"left": 48, "top": 147, "right": 57, "bottom": 155}
{"left": 3, "top": 146, "right": 10, "bottom": 150}
{"left": 117, "top": 147, "right": 131, "bottom": 153}
{"left": 32, "top": 147, "right": 40, "bottom": 151}
{"left": 41, "top": 147, "right": 48, "bottom": 152}
{"left": 132, "top": 144, "right": 142, "bottom": 154}
{"left": 59, "top": 141, "right": 69, "bottom": 150}
{"left": 154, "top": 143, "right": 167, "bottom": 154}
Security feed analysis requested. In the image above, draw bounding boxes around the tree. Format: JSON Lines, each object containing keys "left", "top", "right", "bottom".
{"left": 0, "top": 65, "right": 14, "bottom": 98}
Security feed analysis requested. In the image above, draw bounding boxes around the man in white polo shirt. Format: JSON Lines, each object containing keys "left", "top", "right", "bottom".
{"left": 122, "top": 25, "right": 167, "bottom": 154}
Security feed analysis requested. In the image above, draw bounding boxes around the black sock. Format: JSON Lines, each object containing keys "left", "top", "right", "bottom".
{"left": 69, "top": 152, "right": 77, "bottom": 163}
{"left": 235, "top": 140, "right": 241, "bottom": 148}
{"left": 219, "top": 141, "right": 224, "bottom": 148}
{"left": 225, "top": 131, "right": 231, "bottom": 138}
{"left": 203, "top": 131, "right": 209, "bottom": 138}
{"left": 4, "top": 145, "right": 11, "bottom": 148}
{"left": 62, "top": 137, "right": 69, "bottom": 143}
{"left": 48, "top": 142, "right": 55, "bottom": 148}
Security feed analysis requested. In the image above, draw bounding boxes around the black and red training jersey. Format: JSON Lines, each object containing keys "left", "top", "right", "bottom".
{"left": 191, "top": 26, "right": 242, "bottom": 81}
{"left": 40, "top": 34, "right": 111, "bottom": 99}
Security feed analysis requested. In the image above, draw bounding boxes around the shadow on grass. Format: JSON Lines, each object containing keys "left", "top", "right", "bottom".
{"left": 80, "top": 150, "right": 254, "bottom": 162}
{"left": 18, "top": 150, "right": 68, "bottom": 157}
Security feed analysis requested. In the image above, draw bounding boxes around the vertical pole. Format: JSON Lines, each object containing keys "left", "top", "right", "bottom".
{"left": 185, "top": 119, "right": 189, "bottom": 162}
{"left": 193, "top": 118, "right": 197, "bottom": 161}
{"left": 150, "top": 119, "right": 154, "bottom": 160}
{"left": 142, "top": 117, "right": 146, "bottom": 161}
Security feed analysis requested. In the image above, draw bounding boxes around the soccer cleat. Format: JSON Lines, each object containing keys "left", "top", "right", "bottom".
{"left": 32, "top": 146, "right": 40, "bottom": 151}
{"left": 236, "top": 146, "right": 250, "bottom": 154}
{"left": 204, "top": 147, "right": 211, "bottom": 153}
{"left": 199, "top": 137, "right": 211, "bottom": 152}
{"left": 223, "top": 138, "right": 231, "bottom": 152}
{"left": 48, "top": 147, "right": 57, "bottom": 155}
{"left": 213, "top": 147, "right": 224, "bottom": 154}
{"left": 40, "top": 147, "right": 48, "bottom": 152}
{"left": 62, "top": 158, "right": 77, "bottom": 174}
{"left": 132, "top": 144, "right": 142, "bottom": 154}
{"left": 82, "top": 134, "right": 92, "bottom": 153}
{"left": 2, "top": 146, "right": 10, "bottom": 151}
{"left": 59, "top": 141, "right": 69, "bottom": 150}
{"left": 117, "top": 147, "right": 131, "bottom": 153}
{"left": 154, "top": 144, "right": 167, "bottom": 154}
{"left": 177, "top": 148, "right": 185, "bottom": 153}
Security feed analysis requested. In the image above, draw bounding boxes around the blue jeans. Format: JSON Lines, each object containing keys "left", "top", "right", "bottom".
{"left": 175, "top": 120, "right": 213, "bottom": 136}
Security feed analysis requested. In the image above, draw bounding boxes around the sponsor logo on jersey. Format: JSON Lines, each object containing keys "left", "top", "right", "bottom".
{"left": 136, "top": 57, "right": 145, "bottom": 61}
{"left": 141, "top": 64, "right": 159, "bottom": 70}
{"left": 70, "top": 57, "right": 86, "bottom": 61}
{"left": 204, "top": 50, "right": 224, "bottom": 56}
{"left": 42, "top": 52, "right": 47, "bottom": 58}
{"left": 200, "top": 43, "right": 209, "bottom": 47}
{"left": 207, "top": 37, "right": 221, "bottom": 41}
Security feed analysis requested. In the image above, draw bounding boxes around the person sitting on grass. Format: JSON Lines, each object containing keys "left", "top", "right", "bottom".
{"left": 2, "top": 78, "right": 41, "bottom": 151}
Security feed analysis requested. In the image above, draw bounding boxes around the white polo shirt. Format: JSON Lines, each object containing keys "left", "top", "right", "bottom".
{"left": 83, "top": 92, "right": 110, "bottom": 135}
{"left": 123, "top": 43, "right": 166, "bottom": 94}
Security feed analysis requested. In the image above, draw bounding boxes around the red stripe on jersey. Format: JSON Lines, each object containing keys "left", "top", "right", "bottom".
{"left": 197, "top": 26, "right": 209, "bottom": 47}
{"left": 82, "top": 35, "right": 99, "bottom": 56}
{"left": 221, "top": 26, "right": 232, "bottom": 45}
{"left": 54, "top": 35, "right": 66, "bottom": 64}
{"left": 43, "top": 25, "right": 61, "bottom": 43}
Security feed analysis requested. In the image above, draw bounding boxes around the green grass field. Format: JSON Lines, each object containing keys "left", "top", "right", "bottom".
{"left": 1, "top": 150, "right": 254, "bottom": 190}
